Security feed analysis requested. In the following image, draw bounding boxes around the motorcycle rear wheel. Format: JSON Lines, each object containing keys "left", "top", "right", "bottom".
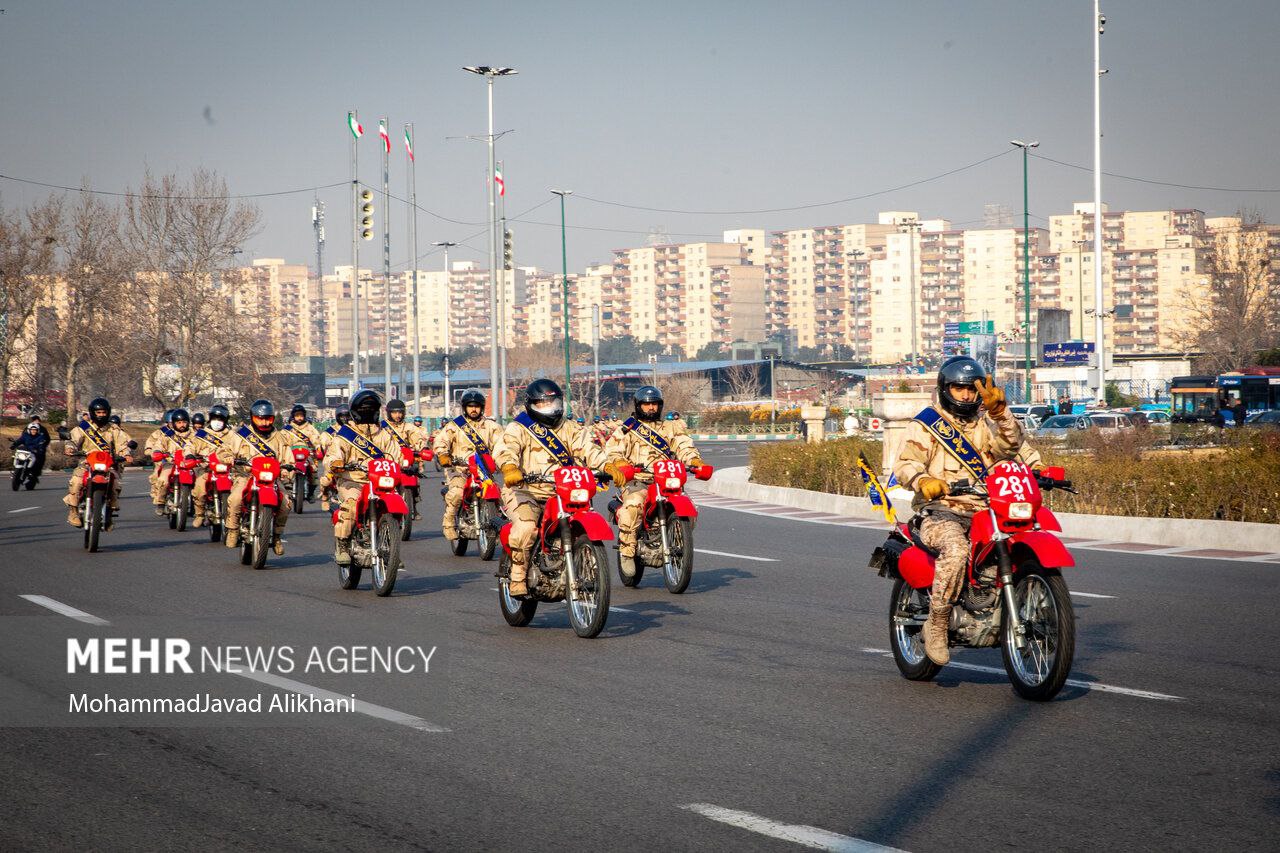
{"left": 1001, "top": 564, "right": 1075, "bottom": 701}
{"left": 567, "top": 537, "right": 610, "bottom": 639}
{"left": 497, "top": 550, "right": 537, "bottom": 626}
{"left": 373, "top": 513, "right": 401, "bottom": 596}
{"left": 618, "top": 550, "right": 644, "bottom": 587}
{"left": 478, "top": 501, "right": 498, "bottom": 561}
{"left": 889, "top": 577, "right": 941, "bottom": 681}
{"left": 399, "top": 489, "right": 414, "bottom": 541}
{"left": 292, "top": 476, "right": 305, "bottom": 515}
{"left": 338, "top": 538, "right": 363, "bottom": 590}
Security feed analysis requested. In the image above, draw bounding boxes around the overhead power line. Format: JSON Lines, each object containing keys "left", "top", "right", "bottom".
{"left": 0, "top": 172, "right": 349, "bottom": 200}
{"left": 1030, "top": 153, "right": 1280, "bottom": 193}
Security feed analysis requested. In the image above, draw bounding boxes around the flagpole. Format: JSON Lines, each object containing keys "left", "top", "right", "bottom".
{"left": 407, "top": 123, "right": 421, "bottom": 417}
{"left": 350, "top": 110, "right": 360, "bottom": 397}
{"left": 498, "top": 159, "right": 508, "bottom": 422}
{"left": 381, "top": 117, "right": 393, "bottom": 401}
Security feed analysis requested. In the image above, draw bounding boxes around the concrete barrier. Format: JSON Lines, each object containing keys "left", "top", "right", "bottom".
{"left": 703, "top": 466, "right": 1280, "bottom": 554}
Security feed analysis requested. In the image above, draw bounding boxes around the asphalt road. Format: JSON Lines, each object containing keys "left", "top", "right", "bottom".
{"left": 2, "top": 454, "right": 1278, "bottom": 852}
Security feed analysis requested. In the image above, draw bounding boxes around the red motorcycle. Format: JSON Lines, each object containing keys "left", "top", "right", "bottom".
{"left": 201, "top": 451, "right": 234, "bottom": 543}
{"left": 608, "top": 459, "right": 714, "bottom": 594}
{"left": 79, "top": 448, "right": 129, "bottom": 552}
{"left": 498, "top": 466, "right": 615, "bottom": 638}
{"left": 235, "top": 456, "right": 291, "bottom": 571}
{"left": 289, "top": 445, "right": 316, "bottom": 514}
{"left": 156, "top": 449, "right": 200, "bottom": 532}
{"left": 396, "top": 446, "right": 433, "bottom": 541}
{"left": 449, "top": 452, "right": 502, "bottom": 560}
{"left": 870, "top": 461, "right": 1077, "bottom": 701}
{"left": 335, "top": 457, "right": 411, "bottom": 596}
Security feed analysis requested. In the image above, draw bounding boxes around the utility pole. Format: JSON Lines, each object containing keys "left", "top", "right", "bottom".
{"left": 769, "top": 354, "right": 776, "bottom": 426}
{"left": 406, "top": 123, "right": 421, "bottom": 415}
{"left": 552, "top": 189, "right": 573, "bottom": 416}
{"left": 381, "top": 117, "right": 392, "bottom": 401}
{"left": 349, "top": 110, "right": 362, "bottom": 395}
{"left": 433, "top": 241, "right": 458, "bottom": 417}
{"left": 498, "top": 160, "right": 509, "bottom": 422}
{"left": 1093, "top": 1, "right": 1108, "bottom": 404}
{"left": 1012, "top": 139, "right": 1039, "bottom": 403}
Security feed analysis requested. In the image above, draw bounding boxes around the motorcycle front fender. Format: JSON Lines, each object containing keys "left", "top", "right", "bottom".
{"left": 481, "top": 483, "right": 500, "bottom": 501}
{"left": 178, "top": 471, "right": 196, "bottom": 485}
{"left": 215, "top": 476, "right": 232, "bottom": 491}
{"left": 571, "top": 510, "right": 615, "bottom": 542}
{"left": 399, "top": 474, "right": 419, "bottom": 488}
{"left": 664, "top": 492, "right": 698, "bottom": 518}
{"left": 377, "top": 491, "right": 410, "bottom": 516}
{"left": 257, "top": 485, "right": 280, "bottom": 507}
{"left": 1011, "top": 531, "right": 1076, "bottom": 569}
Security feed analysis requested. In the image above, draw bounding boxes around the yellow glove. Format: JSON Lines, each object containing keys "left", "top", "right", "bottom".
{"left": 437, "top": 453, "right": 453, "bottom": 468}
{"left": 688, "top": 457, "right": 705, "bottom": 469}
{"left": 603, "top": 459, "right": 630, "bottom": 487}
{"left": 975, "top": 376, "right": 1007, "bottom": 418}
{"left": 501, "top": 463, "right": 524, "bottom": 488}
{"left": 918, "top": 476, "right": 949, "bottom": 501}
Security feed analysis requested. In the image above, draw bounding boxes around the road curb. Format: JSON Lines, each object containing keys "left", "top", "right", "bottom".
{"left": 702, "top": 467, "right": 1280, "bottom": 555}
{"left": 688, "top": 433, "right": 796, "bottom": 442}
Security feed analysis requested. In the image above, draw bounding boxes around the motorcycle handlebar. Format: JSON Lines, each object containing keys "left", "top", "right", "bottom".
{"left": 523, "top": 470, "right": 612, "bottom": 485}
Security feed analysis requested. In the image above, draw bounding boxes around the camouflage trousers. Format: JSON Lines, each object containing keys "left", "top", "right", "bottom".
{"left": 441, "top": 474, "right": 466, "bottom": 540}
{"left": 613, "top": 480, "right": 649, "bottom": 558}
{"left": 918, "top": 512, "right": 972, "bottom": 612}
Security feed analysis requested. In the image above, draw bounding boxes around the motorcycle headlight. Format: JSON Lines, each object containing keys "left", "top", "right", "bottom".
{"left": 664, "top": 476, "right": 682, "bottom": 490}
{"left": 258, "top": 471, "right": 275, "bottom": 483}
{"left": 215, "top": 464, "right": 228, "bottom": 473}
{"left": 92, "top": 462, "right": 109, "bottom": 472}
{"left": 377, "top": 475, "right": 398, "bottom": 490}
{"left": 1009, "top": 502, "right": 1034, "bottom": 520}
{"left": 569, "top": 488, "right": 590, "bottom": 504}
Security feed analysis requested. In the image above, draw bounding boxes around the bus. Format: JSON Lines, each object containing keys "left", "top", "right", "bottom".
{"left": 1169, "top": 375, "right": 1220, "bottom": 424}
{"left": 1216, "top": 368, "right": 1280, "bottom": 417}
{"left": 1171, "top": 368, "right": 1280, "bottom": 425}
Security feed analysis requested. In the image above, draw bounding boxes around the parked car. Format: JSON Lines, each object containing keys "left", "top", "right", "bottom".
{"left": 1013, "top": 412, "right": 1042, "bottom": 432}
{"left": 1010, "top": 403, "right": 1055, "bottom": 422}
{"left": 1034, "top": 412, "right": 1134, "bottom": 439}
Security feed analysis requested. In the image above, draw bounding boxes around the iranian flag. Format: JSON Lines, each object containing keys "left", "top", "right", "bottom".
{"left": 404, "top": 128, "right": 414, "bottom": 162}
{"left": 347, "top": 112, "right": 363, "bottom": 138}
{"left": 494, "top": 165, "right": 505, "bottom": 197}
{"left": 378, "top": 120, "right": 390, "bottom": 153}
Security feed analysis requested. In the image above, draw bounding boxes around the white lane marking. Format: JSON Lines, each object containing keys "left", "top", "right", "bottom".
{"left": 682, "top": 803, "right": 906, "bottom": 852}
{"left": 695, "top": 548, "right": 778, "bottom": 563}
{"left": 1070, "top": 591, "right": 1116, "bottom": 599}
{"left": 19, "top": 595, "right": 110, "bottom": 626}
{"left": 7, "top": 506, "right": 39, "bottom": 514}
{"left": 860, "top": 648, "right": 1182, "bottom": 701}
{"left": 233, "top": 669, "right": 448, "bottom": 733}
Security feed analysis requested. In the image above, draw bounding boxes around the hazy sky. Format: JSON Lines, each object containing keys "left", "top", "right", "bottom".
{"left": 2, "top": 0, "right": 1278, "bottom": 274}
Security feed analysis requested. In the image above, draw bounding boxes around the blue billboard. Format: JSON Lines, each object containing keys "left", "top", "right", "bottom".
{"left": 1041, "top": 342, "right": 1095, "bottom": 365}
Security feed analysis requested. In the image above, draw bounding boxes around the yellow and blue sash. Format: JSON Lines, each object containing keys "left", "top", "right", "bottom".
{"left": 283, "top": 423, "right": 316, "bottom": 450}
{"left": 194, "top": 428, "right": 225, "bottom": 449}
{"left": 379, "top": 419, "right": 411, "bottom": 448}
{"left": 335, "top": 424, "right": 386, "bottom": 460}
{"left": 235, "top": 425, "right": 277, "bottom": 458}
{"left": 160, "top": 424, "right": 176, "bottom": 440}
{"left": 453, "top": 415, "right": 491, "bottom": 456}
{"left": 78, "top": 419, "right": 112, "bottom": 454}
{"left": 514, "top": 413, "right": 573, "bottom": 467}
{"left": 913, "top": 407, "right": 987, "bottom": 480}
{"left": 622, "top": 416, "right": 674, "bottom": 459}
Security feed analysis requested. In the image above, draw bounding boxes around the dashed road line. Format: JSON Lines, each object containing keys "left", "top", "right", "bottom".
{"left": 19, "top": 594, "right": 110, "bottom": 625}
{"left": 860, "top": 648, "right": 1183, "bottom": 701}
{"left": 7, "top": 506, "right": 40, "bottom": 514}
{"left": 1070, "top": 591, "right": 1116, "bottom": 599}
{"left": 682, "top": 803, "right": 906, "bottom": 852}
{"left": 695, "top": 548, "right": 778, "bottom": 563}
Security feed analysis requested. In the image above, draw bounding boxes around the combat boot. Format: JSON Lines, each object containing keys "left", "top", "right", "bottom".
{"left": 225, "top": 529, "right": 239, "bottom": 548}
{"left": 923, "top": 608, "right": 951, "bottom": 666}
{"left": 335, "top": 538, "right": 352, "bottom": 566}
{"left": 67, "top": 507, "right": 83, "bottom": 528}
{"left": 272, "top": 532, "right": 285, "bottom": 556}
{"left": 508, "top": 557, "right": 528, "bottom": 597}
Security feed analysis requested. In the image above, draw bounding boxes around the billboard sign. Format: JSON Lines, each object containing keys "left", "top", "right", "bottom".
{"left": 1041, "top": 341, "right": 1095, "bottom": 365}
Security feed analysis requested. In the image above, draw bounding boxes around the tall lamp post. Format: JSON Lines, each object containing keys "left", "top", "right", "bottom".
{"left": 552, "top": 189, "right": 573, "bottom": 417}
{"left": 433, "top": 241, "right": 457, "bottom": 416}
{"left": 1092, "top": 2, "right": 1108, "bottom": 404}
{"left": 1011, "top": 139, "right": 1039, "bottom": 402}
{"left": 463, "top": 65, "right": 517, "bottom": 417}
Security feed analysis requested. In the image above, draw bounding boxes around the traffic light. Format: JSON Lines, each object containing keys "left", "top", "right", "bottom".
{"left": 502, "top": 228, "right": 514, "bottom": 270}
{"left": 360, "top": 189, "right": 374, "bottom": 241}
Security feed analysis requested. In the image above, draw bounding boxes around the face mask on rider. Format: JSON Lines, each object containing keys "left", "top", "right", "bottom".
{"left": 533, "top": 400, "right": 563, "bottom": 420}
{"left": 209, "top": 419, "right": 225, "bottom": 431}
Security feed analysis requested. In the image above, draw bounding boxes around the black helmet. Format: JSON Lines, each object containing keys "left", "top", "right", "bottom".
{"left": 937, "top": 356, "right": 987, "bottom": 420}
{"left": 386, "top": 399, "right": 406, "bottom": 419}
{"left": 249, "top": 399, "right": 275, "bottom": 433}
{"left": 460, "top": 388, "right": 485, "bottom": 408}
{"left": 163, "top": 409, "right": 175, "bottom": 424}
{"left": 335, "top": 403, "right": 351, "bottom": 425}
{"left": 88, "top": 397, "right": 112, "bottom": 427}
{"left": 349, "top": 389, "right": 382, "bottom": 425}
{"left": 171, "top": 408, "right": 190, "bottom": 429}
{"left": 633, "top": 385, "right": 664, "bottom": 422}
{"left": 524, "top": 378, "right": 565, "bottom": 428}
{"left": 109, "top": 414, "right": 122, "bottom": 426}
{"left": 208, "top": 404, "right": 230, "bottom": 427}
{"left": 290, "top": 403, "right": 307, "bottom": 420}
{"left": 192, "top": 413, "right": 206, "bottom": 427}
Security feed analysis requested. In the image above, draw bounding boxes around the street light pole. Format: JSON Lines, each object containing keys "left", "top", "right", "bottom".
{"left": 407, "top": 122, "right": 421, "bottom": 415}
{"left": 433, "top": 241, "right": 457, "bottom": 417}
{"left": 1092, "top": 2, "right": 1108, "bottom": 404}
{"left": 1012, "top": 139, "right": 1039, "bottom": 403}
{"left": 463, "top": 65, "right": 517, "bottom": 418}
{"left": 552, "top": 189, "right": 573, "bottom": 417}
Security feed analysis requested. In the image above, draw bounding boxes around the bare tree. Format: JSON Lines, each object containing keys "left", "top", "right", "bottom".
{"left": 1180, "top": 213, "right": 1280, "bottom": 374}
{"left": 120, "top": 170, "right": 265, "bottom": 407}
{"left": 0, "top": 197, "right": 63, "bottom": 411}
{"left": 722, "top": 362, "right": 762, "bottom": 401}
{"left": 656, "top": 374, "right": 708, "bottom": 415}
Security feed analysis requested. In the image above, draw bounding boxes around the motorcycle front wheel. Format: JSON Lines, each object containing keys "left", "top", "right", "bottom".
{"left": 251, "top": 502, "right": 271, "bottom": 570}
{"left": 889, "top": 577, "right": 940, "bottom": 682}
{"left": 10, "top": 471, "right": 20, "bottom": 491}
{"left": 399, "top": 488, "right": 414, "bottom": 541}
{"left": 209, "top": 495, "right": 223, "bottom": 543}
{"left": 85, "top": 488, "right": 104, "bottom": 552}
{"left": 567, "top": 537, "right": 610, "bottom": 639}
{"left": 1001, "top": 563, "right": 1075, "bottom": 701}
{"left": 372, "top": 512, "right": 401, "bottom": 596}
{"left": 175, "top": 483, "right": 191, "bottom": 531}
{"left": 663, "top": 515, "right": 694, "bottom": 594}
{"left": 497, "top": 549, "right": 537, "bottom": 626}
{"left": 292, "top": 476, "right": 305, "bottom": 515}
{"left": 478, "top": 501, "right": 498, "bottom": 561}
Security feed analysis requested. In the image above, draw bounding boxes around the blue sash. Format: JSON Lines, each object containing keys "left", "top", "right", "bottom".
{"left": 380, "top": 419, "right": 411, "bottom": 448}
{"left": 335, "top": 424, "right": 386, "bottom": 460}
{"left": 453, "top": 415, "right": 491, "bottom": 456}
{"left": 913, "top": 407, "right": 987, "bottom": 480}
{"left": 514, "top": 412, "right": 573, "bottom": 467}
{"left": 78, "top": 419, "right": 111, "bottom": 453}
{"left": 283, "top": 422, "right": 316, "bottom": 450}
{"left": 236, "top": 424, "right": 277, "bottom": 458}
{"left": 195, "top": 428, "right": 225, "bottom": 449}
{"left": 622, "top": 416, "right": 674, "bottom": 459}
{"left": 160, "top": 424, "right": 176, "bottom": 440}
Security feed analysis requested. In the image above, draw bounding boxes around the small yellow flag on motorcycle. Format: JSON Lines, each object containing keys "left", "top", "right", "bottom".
{"left": 856, "top": 451, "right": 896, "bottom": 525}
